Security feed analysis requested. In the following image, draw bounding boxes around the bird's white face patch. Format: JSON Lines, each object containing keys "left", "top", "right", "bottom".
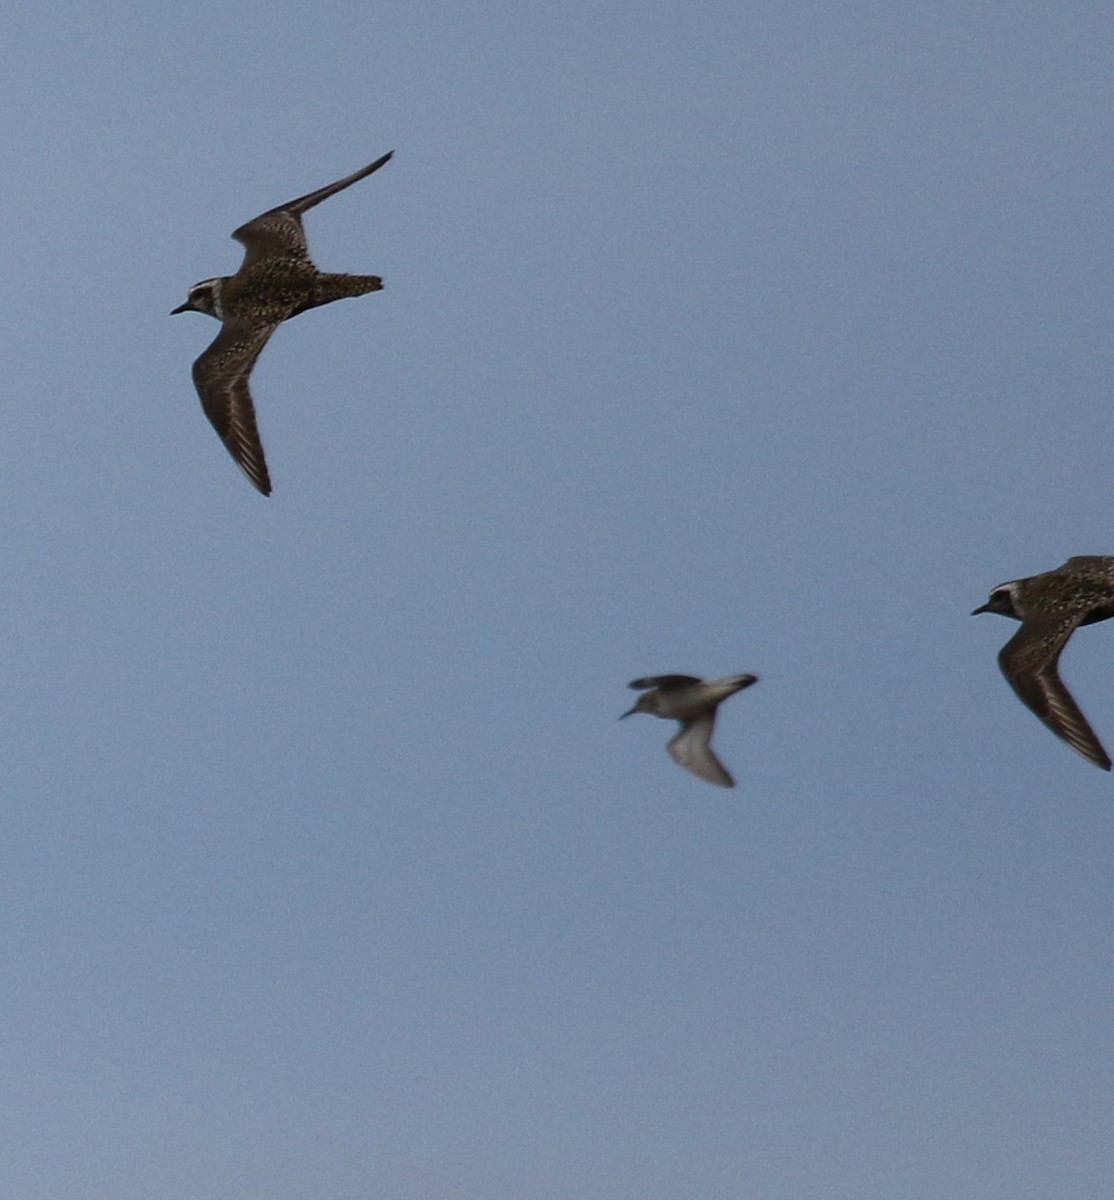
{"left": 989, "top": 581, "right": 1023, "bottom": 616}
{"left": 188, "top": 279, "right": 224, "bottom": 320}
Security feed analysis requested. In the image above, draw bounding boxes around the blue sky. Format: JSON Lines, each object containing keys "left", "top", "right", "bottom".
{"left": 2, "top": 2, "right": 1113, "bottom": 1197}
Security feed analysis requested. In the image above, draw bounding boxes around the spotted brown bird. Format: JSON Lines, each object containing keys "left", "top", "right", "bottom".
{"left": 973, "top": 556, "right": 1114, "bottom": 771}
{"left": 172, "top": 151, "right": 393, "bottom": 494}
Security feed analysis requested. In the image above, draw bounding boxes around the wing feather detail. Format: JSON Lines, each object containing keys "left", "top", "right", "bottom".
{"left": 997, "top": 615, "right": 1112, "bottom": 770}
{"left": 191, "top": 322, "right": 277, "bottom": 496}
{"left": 231, "top": 152, "right": 393, "bottom": 270}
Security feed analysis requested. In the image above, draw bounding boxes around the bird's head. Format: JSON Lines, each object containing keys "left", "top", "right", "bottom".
{"left": 972, "top": 582, "right": 1021, "bottom": 619}
{"left": 171, "top": 278, "right": 224, "bottom": 319}
{"left": 619, "top": 693, "right": 657, "bottom": 720}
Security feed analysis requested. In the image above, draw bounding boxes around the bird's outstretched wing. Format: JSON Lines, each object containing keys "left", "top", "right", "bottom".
{"left": 231, "top": 151, "right": 394, "bottom": 270}
{"left": 628, "top": 675, "right": 702, "bottom": 691}
{"left": 668, "top": 715, "right": 735, "bottom": 787}
{"left": 191, "top": 321, "right": 278, "bottom": 496}
{"left": 998, "top": 614, "right": 1112, "bottom": 770}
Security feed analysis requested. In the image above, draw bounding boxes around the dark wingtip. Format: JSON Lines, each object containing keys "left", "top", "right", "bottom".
{"left": 241, "top": 467, "right": 272, "bottom": 497}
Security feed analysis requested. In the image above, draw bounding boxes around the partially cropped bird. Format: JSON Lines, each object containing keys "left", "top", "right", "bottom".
{"left": 620, "top": 673, "right": 758, "bottom": 787}
{"left": 172, "top": 150, "right": 393, "bottom": 494}
{"left": 973, "top": 555, "right": 1114, "bottom": 771}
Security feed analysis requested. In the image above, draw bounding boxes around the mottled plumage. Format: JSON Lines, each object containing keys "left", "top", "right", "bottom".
{"left": 172, "top": 151, "right": 393, "bottom": 494}
{"left": 973, "top": 556, "right": 1114, "bottom": 771}
{"left": 620, "top": 673, "right": 758, "bottom": 787}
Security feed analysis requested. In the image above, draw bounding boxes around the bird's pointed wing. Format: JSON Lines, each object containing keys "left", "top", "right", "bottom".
{"left": 191, "top": 322, "right": 277, "bottom": 496}
{"left": 628, "top": 675, "right": 702, "bottom": 691}
{"left": 998, "top": 614, "right": 1112, "bottom": 770}
{"left": 231, "top": 152, "right": 393, "bottom": 270}
{"left": 667, "top": 715, "right": 735, "bottom": 787}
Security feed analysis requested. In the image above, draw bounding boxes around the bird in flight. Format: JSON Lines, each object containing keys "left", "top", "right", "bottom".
{"left": 621, "top": 673, "right": 758, "bottom": 787}
{"left": 172, "top": 150, "right": 393, "bottom": 494}
{"left": 973, "top": 555, "right": 1114, "bottom": 771}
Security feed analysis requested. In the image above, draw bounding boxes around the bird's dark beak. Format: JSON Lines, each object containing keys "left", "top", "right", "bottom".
{"left": 618, "top": 704, "right": 638, "bottom": 720}
{"left": 170, "top": 301, "right": 192, "bottom": 315}
{"left": 971, "top": 603, "right": 991, "bottom": 616}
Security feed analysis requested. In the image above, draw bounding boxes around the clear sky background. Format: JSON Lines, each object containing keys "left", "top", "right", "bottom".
{"left": 1, "top": 3, "right": 1112, "bottom": 1197}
